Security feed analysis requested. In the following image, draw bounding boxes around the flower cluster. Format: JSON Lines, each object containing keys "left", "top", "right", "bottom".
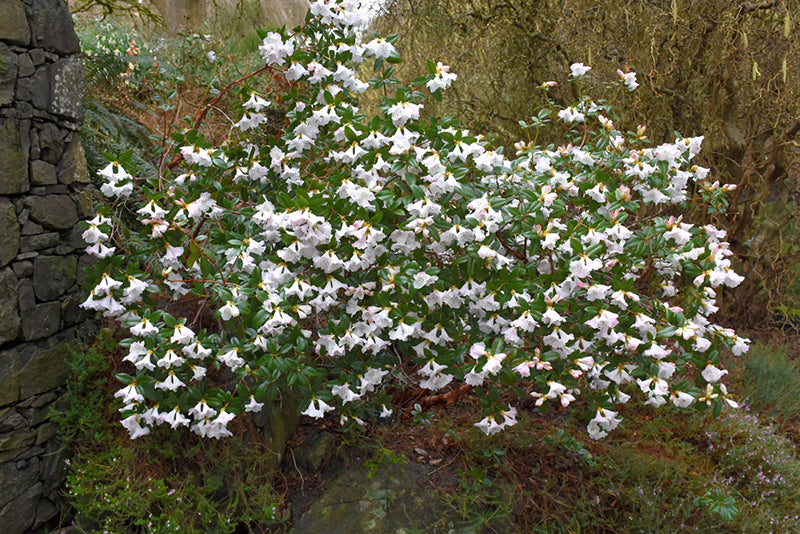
{"left": 81, "top": 0, "right": 748, "bottom": 440}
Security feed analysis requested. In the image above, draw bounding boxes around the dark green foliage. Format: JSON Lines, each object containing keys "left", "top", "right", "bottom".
{"left": 54, "top": 329, "right": 287, "bottom": 533}
{"left": 730, "top": 342, "right": 800, "bottom": 420}
{"left": 82, "top": 100, "right": 158, "bottom": 179}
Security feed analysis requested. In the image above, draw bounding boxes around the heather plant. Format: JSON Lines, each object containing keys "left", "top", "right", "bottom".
{"left": 703, "top": 410, "right": 800, "bottom": 531}
{"left": 80, "top": 0, "right": 749, "bottom": 443}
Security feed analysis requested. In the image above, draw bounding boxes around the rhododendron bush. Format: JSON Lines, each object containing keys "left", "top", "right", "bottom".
{"left": 81, "top": 0, "right": 749, "bottom": 441}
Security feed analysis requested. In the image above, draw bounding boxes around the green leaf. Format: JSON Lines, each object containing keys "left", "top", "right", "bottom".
{"left": 427, "top": 59, "right": 436, "bottom": 74}
{"left": 386, "top": 52, "right": 402, "bottom": 64}
{"left": 186, "top": 241, "right": 201, "bottom": 268}
{"left": 116, "top": 373, "right": 134, "bottom": 385}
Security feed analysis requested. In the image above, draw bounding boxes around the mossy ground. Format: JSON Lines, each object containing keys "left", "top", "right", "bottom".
{"left": 278, "top": 332, "right": 800, "bottom": 534}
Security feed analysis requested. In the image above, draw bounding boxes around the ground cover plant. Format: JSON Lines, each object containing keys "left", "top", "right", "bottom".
{"left": 61, "top": 0, "right": 800, "bottom": 531}
{"left": 55, "top": 329, "right": 287, "bottom": 532}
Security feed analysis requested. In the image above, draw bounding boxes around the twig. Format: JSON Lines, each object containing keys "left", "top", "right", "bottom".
{"left": 495, "top": 231, "right": 528, "bottom": 263}
{"left": 167, "top": 65, "right": 272, "bottom": 170}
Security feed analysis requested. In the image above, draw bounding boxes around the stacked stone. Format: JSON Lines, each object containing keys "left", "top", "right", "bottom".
{"left": 0, "top": 1, "right": 90, "bottom": 531}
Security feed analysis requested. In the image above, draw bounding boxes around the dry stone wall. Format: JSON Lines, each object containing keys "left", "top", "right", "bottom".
{"left": 0, "top": 0, "right": 90, "bottom": 531}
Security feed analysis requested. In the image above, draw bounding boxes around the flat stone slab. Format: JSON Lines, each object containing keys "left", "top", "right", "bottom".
{"left": 290, "top": 460, "right": 474, "bottom": 534}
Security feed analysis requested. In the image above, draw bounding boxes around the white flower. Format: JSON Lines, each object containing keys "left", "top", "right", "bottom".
{"left": 245, "top": 396, "right": 265, "bottom": 413}
{"left": 156, "top": 349, "right": 184, "bottom": 369}
{"left": 364, "top": 38, "right": 396, "bottom": 59}
{"left": 218, "top": 348, "right": 245, "bottom": 371}
{"left": 427, "top": 62, "right": 457, "bottom": 92}
{"left": 181, "top": 145, "right": 213, "bottom": 167}
{"left": 189, "top": 400, "right": 217, "bottom": 420}
{"left": 259, "top": 32, "right": 294, "bottom": 65}
{"left": 302, "top": 398, "right": 335, "bottom": 418}
{"left": 616, "top": 69, "right": 638, "bottom": 91}
{"left": 331, "top": 383, "right": 361, "bottom": 403}
{"left": 130, "top": 318, "right": 159, "bottom": 337}
{"left": 219, "top": 301, "right": 240, "bottom": 321}
{"left": 413, "top": 271, "right": 437, "bottom": 289}
{"left": 474, "top": 406, "right": 517, "bottom": 436}
{"left": 358, "top": 368, "right": 389, "bottom": 395}
{"left": 121, "top": 414, "right": 150, "bottom": 439}
{"left": 183, "top": 340, "right": 212, "bottom": 360}
{"left": 170, "top": 323, "right": 196, "bottom": 345}
{"left": 156, "top": 371, "right": 186, "bottom": 392}
{"left": 587, "top": 408, "right": 621, "bottom": 440}
{"left": 731, "top": 336, "right": 750, "bottom": 356}
{"left": 569, "top": 62, "right": 592, "bottom": 77}
{"left": 114, "top": 384, "right": 144, "bottom": 404}
{"left": 244, "top": 93, "right": 271, "bottom": 111}
{"left": 474, "top": 416, "right": 503, "bottom": 436}
{"left": 670, "top": 391, "right": 695, "bottom": 408}
{"left": 701, "top": 363, "right": 728, "bottom": 383}
{"left": 82, "top": 222, "right": 109, "bottom": 244}
{"left": 387, "top": 101, "right": 422, "bottom": 127}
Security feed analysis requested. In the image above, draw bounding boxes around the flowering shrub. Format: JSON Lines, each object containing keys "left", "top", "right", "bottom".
{"left": 81, "top": 0, "right": 749, "bottom": 441}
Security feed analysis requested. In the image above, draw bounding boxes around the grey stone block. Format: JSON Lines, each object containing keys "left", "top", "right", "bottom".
{"left": 0, "top": 268, "right": 20, "bottom": 345}
{"left": 61, "top": 294, "right": 86, "bottom": 325}
{"left": 30, "top": 0, "right": 80, "bottom": 54}
{"left": 76, "top": 253, "right": 96, "bottom": 288}
{"left": 11, "top": 261, "right": 33, "bottom": 278}
{"left": 0, "top": 456, "right": 39, "bottom": 509}
{"left": 35, "top": 422, "right": 57, "bottom": 445}
{"left": 16, "top": 66, "right": 48, "bottom": 110}
{"left": 0, "top": 328, "right": 75, "bottom": 406}
{"left": 14, "top": 445, "right": 44, "bottom": 463}
{"left": 74, "top": 189, "right": 94, "bottom": 218}
{"left": 30, "top": 160, "right": 57, "bottom": 186}
{"left": 26, "top": 195, "right": 78, "bottom": 230}
{"left": 21, "top": 220, "right": 43, "bottom": 235}
{"left": 28, "top": 127, "right": 39, "bottom": 159}
{"left": 0, "top": 447, "right": 27, "bottom": 464}
{"left": 33, "top": 255, "right": 76, "bottom": 301}
{"left": 0, "top": 429, "right": 36, "bottom": 455}
{"left": 62, "top": 226, "right": 87, "bottom": 250}
{"left": 25, "top": 392, "right": 58, "bottom": 409}
{"left": 0, "top": 198, "right": 19, "bottom": 267}
{"left": 0, "top": 118, "right": 30, "bottom": 194}
{"left": 0, "top": 0, "right": 31, "bottom": 46}
{"left": 58, "top": 138, "right": 89, "bottom": 185}
{"left": 43, "top": 184, "right": 68, "bottom": 195}
{"left": 0, "top": 481, "right": 40, "bottom": 533}
{"left": 40, "top": 439, "right": 66, "bottom": 497}
{"left": 20, "top": 232, "right": 60, "bottom": 253}
{"left": 18, "top": 278, "right": 35, "bottom": 311}
{"left": 27, "top": 49, "right": 48, "bottom": 67}
{"left": 20, "top": 301, "right": 60, "bottom": 341}
{"left": 35, "top": 496, "right": 57, "bottom": 526}
{"left": 17, "top": 53, "right": 34, "bottom": 78}
{"left": 49, "top": 57, "right": 83, "bottom": 121}
{"left": 0, "top": 43, "right": 18, "bottom": 107}
{"left": 36, "top": 122, "right": 64, "bottom": 165}
{"left": 0, "top": 409, "right": 27, "bottom": 433}
{"left": 15, "top": 100, "right": 33, "bottom": 119}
